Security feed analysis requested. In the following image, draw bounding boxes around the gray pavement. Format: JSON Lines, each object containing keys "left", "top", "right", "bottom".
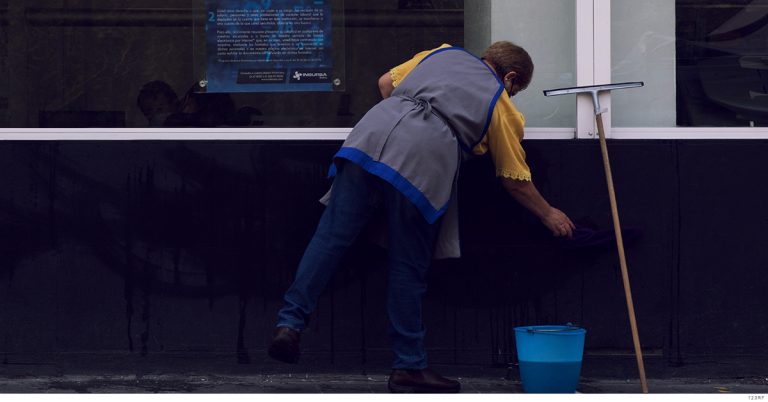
{"left": 1, "top": 371, "right": 767, "bottom": 393}
{"left": 1, "top": 353, "right": 767, "bottom": 394}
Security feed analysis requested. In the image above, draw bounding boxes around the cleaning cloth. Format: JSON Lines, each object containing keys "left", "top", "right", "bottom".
{"left": 558, "top": 224, "right": 642, "bottom": 251}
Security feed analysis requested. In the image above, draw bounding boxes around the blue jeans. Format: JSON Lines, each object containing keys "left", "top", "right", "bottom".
{"left": 276, "top": 161, "right": 440, "bottom": 369}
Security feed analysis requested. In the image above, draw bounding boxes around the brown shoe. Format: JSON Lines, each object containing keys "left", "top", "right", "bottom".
{"left": 388, "top": 368, "right": 461, "bottom": 393}
{"left": 268, "top": 326, "right": 300, "bottom": 364}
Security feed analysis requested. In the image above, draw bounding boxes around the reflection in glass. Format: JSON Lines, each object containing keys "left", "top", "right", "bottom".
{"left": 614, "top": 0, "right": 768, "bottom": 127}
{"left": 0, "top": 1, "right": 464, "bottom": 128}
{"left": 469, "top": 0, "right": 576, "bottom": 128}
{"left": 677, "top": 0, "right": 768, "bottom": 127}
{"left": 611, "top": 0, "right": 676, "bottom": 127}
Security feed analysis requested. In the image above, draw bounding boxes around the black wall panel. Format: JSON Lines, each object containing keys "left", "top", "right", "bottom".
{"left": 0, "top": 140, "right": 765, "bottom": 374}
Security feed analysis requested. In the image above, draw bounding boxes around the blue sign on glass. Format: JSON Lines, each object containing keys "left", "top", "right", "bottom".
{"left": 206, "top": 0, "right": 333, "bottom": 92}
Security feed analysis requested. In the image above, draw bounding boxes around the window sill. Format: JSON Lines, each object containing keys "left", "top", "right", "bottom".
{"left": 1, "top": 127, "right": 768, "bottom": 140}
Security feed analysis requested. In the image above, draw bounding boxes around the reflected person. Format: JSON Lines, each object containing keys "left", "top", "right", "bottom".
{"left": 136, "top": 80, "right": 181, "bottom": 127}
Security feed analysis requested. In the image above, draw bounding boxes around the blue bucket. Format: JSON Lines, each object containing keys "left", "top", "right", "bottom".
{"left": 514, "top": 325, "right": 587, "bottom": 393}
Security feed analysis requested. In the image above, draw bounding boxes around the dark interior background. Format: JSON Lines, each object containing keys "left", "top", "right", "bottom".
{"left": 0, "top": 0, "right": 463, "bottom": 129}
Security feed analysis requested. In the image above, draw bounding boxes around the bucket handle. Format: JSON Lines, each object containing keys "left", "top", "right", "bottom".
{"left": 526, "top": 323, "right": 582, "bottom": 333}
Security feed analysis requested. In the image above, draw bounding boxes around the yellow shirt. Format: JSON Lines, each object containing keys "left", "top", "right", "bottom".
{"left": 389, "top": 44, "right": 532, "bottom": 181}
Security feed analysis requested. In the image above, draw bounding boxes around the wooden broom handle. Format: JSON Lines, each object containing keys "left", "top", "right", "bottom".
{"left": 596, "top": 115, "right": 649, "bottom": 393}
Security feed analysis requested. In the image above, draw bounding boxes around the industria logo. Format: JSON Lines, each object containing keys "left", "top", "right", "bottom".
{"left": 289, "top": 69, "right": 331, "bottom": 84}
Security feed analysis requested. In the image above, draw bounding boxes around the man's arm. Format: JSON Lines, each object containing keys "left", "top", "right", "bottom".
{"left": 501, "top": 178, "right": 575, "bottom": 237}
{"left": 378, "top": 71, "right": 395, "bottom": 99}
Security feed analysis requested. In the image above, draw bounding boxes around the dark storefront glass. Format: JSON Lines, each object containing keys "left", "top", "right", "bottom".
{"left": 676, "top": 1, "right": 768, "bottom": 127}
{"left": 0, "top": 0, "right": 463, "bottom": 128}
{"left": 612, "top": 0, "right": 768, "bottom": 128}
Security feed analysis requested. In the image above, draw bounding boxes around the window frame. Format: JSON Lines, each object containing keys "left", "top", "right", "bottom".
{"left": 0, "top": 127, "right": 576, "bottom": 140}
{"left": 2, "top": 0, "right": 767, "bottom": 140}
{"left": 575, "top": 0, "right": 768, "bottom": 140}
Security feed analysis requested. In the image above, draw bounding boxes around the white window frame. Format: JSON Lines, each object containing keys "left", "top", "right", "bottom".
{"left": 1, "top": 0, "right": 767, "bottom": 141}
{"left": 0, "top": 127, "right": 576, "bottom": 140}
{"left": 576, "top": 0, "right": 623, "bottom": 139}
{"left": 576, "top": 0, "right": 768, "bottom": 140}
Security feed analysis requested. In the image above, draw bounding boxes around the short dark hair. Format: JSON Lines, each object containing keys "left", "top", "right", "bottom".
{"left": 481, "top": 41, "right": 534, "bottom": 90}
{"left": 137, "top": 80, "right": 179, "bottom": 114}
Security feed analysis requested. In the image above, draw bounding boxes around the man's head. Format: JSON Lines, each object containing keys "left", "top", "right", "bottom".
{"left": 137, "top": 81, "right": 180, "bottom": 126}
{"left": 481, "top": 41, "right": 534, "bottom": 97}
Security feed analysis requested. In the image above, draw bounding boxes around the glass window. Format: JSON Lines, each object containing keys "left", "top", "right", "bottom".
{"left": 613, "top": 0, "right": 768, "bottom": 127}
{"left": 0, "top": 0, "right": 576, "bottom": 130}
{"left": 468, "top": 0, "right": 576, "bottom": 128}
{"left": 611, "top": 0, "right": 676, "bottom": 127}
{"left": 0, "top": 0, "right": 464, "bottom": 128}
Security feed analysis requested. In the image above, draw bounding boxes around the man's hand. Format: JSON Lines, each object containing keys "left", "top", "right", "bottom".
{"left": 501, "top": 178, "right": 575, "bottom": 238}
{"left": 378, "top": 71, "right": 395, "bottom": 99}
{"left": 541, "top": 207, "right": 576, "bottom": 238}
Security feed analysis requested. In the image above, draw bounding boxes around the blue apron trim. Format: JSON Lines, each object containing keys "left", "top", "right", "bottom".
{"left": 328, "top": 147, "right": 449, "bottom": 224}
{"left": 416, "top": 46, "right": 505, "bottom": 151}
{"left": 478, "top": 86, "right": 505, "bottom": 146}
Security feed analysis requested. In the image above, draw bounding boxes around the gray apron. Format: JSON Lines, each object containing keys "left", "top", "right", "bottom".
{"left": 324, "top": 47, "right": 504, "bottom": 258}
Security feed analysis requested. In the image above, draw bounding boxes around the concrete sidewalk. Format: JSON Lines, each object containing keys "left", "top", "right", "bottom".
{"left": 1, "top": 353, "right": 766, "bottom": 394}
{"left": 1, "top": 370, "right": 767, "bottom": 393}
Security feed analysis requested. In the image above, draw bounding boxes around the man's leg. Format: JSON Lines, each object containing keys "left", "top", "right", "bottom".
{"left": 382, "top": 186, "right": 461, "bottom": 393}
{"left": 382, "top": 186, "right": 440, "bottom": 370}
{"left": 275, "top": 161, "right": 382, "bottom": 332}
